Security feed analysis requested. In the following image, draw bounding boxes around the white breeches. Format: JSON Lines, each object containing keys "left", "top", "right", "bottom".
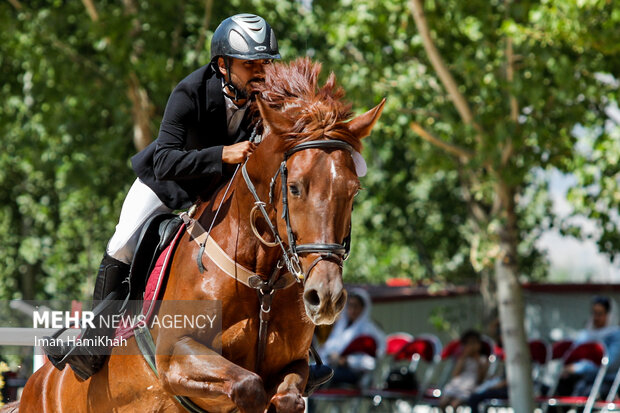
{"left": 106, "top": 178, "right": 173, "bottom": 264}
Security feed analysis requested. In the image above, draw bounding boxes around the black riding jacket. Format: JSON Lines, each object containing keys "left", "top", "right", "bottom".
{"left": 131, "top": 64, "right": 254, "bottom": 210}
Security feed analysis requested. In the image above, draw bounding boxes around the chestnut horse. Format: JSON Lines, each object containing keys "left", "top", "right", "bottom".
{"left": 13, "top": 58, "right": 384, "bottom": 413}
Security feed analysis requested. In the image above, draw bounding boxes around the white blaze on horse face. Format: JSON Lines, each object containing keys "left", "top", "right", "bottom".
{"left": 330, "top": 159, "right": 338, "bottom": 181}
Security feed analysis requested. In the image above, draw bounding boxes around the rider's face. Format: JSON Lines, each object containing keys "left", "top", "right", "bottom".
{"left": 218, "top": 57, "right": 271, "bottom": 101}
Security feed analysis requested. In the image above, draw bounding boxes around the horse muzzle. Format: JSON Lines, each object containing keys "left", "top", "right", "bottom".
{"left": 302, "top": 260, "right": 347, "bottom": 325}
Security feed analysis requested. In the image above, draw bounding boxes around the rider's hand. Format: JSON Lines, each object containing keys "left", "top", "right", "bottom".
{"left": 221, "top": 141, "right": 257, "bottom": 164}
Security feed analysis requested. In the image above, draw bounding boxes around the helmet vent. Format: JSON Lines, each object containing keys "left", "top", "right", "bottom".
{"left": 232, "top": 14, "right": 266, "bottom": 43}
{"left": 270, "top": 30, "right": 277, "bottom": 50}
{"left": 229, "top": 30, "right": 250, "bottom": 52}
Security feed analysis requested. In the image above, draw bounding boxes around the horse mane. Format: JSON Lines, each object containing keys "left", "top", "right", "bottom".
{"left": 256, "top": 57, "right": 362, "bottom": 153}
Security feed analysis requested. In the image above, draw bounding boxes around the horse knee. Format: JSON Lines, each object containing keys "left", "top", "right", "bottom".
{"left": 230, "top": 373, "right": 268, "bottom": 412}
{"left": 160, "top": 370, "right": 203, "bottom": 396}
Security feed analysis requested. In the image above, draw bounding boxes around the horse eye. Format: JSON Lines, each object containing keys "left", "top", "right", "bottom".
{"left": 289, "top": 184, "right": 301, "bottom": 197}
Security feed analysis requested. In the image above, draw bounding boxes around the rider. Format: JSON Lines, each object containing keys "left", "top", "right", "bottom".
{"left": 43, "top": 13, "right": 333, "bottom": 390}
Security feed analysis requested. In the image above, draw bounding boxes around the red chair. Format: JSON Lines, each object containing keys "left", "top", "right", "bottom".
{"left": 374, "top": 332, "right": 414, "bottom": 393}
{"left": 395, "top": 334, "right": 442, "bottom": 363}
{"left": 365, "top": 334, "right": 442, "bottom": 409}
{"left": 529, "top": 340, "right": 551, "bottom": 395}
{"left": 551, "top": 339, "right": 574, "bottom": 360}
{"left": 401, "top": 334, "right": 443, "bottom": 402}
{"left": 530, "top": 339, "right": 551, "bottom": 365}
{"left": 340, "top": 334, "right": 378, "bottom": 358}
{"left": 385, "top": 332, "right": 414, "bottom": 357}
{"left": 540, "top": 341, "right": 609, "bottom": 413}
{"left": 484, "top": 340, "right": 551, "bottom": 409}
{"left": 311, "top": 335, "right": 379, "bottom": 410}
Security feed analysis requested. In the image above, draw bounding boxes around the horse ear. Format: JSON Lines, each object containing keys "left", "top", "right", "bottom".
{"left": 256, "top": 98, "right": 294, "bottom": 136}
{"left": 346, "top": 98, "right": 386, "bottom": 139}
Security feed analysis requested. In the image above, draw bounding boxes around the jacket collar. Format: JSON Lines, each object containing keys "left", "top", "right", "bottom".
{"left": 204, "top": 67, "right": 228, "bottom": 139}
{"left": 205, "top": 65, "right": 254, "bottom": 143}
{"left": 206, "top": 68, "right": 225, "bottom": 114}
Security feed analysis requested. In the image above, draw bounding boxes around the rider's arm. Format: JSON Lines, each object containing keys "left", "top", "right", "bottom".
{"left": 153, "top": 83, "right": 225, "bottom": 181}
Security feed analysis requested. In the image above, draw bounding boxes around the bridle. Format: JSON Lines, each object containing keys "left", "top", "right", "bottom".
{"left": 242, "top": 139, "right": 354, "bottom": 285}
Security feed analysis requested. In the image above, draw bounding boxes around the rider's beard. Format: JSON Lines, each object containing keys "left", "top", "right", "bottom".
{"left": 230, "top": 79, "right": 248, "bottom": 100}
{"left": 235, "top": 77, "right": 265, "bottom": 100}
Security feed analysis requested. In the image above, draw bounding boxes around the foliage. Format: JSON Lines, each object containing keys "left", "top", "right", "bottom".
{"left": 0, "top": 0, "right": 618, "bottom": 303}
{"left": 305, "top": 0, "right": 618, "bottom": 281}
{"left": 531, "top": 0, "right": 620, "bottom": 265}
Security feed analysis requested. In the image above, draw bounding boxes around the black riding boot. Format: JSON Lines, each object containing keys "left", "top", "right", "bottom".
{"left": 304, "top": 344, "right": 334, "bottom": 396}
{"left": 43, "top": 253, "right": 130, "bottom": 380}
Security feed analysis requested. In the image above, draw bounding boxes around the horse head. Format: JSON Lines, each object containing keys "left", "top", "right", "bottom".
{"left": 249, "top": 58, "right": 385, "bottom": 325}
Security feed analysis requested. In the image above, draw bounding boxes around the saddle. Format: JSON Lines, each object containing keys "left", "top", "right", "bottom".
{"left": 128, "top": 213, "right": 184, "bottom": 301}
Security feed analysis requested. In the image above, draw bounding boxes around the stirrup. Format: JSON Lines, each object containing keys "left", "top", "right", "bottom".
{"left": 304, "top": 344, "right": 334, "bottom": 396}
{"left": 43, "top": 342, "right": 72, "bottom": 370}
{"left": 66, "top": 350, "right": 108, "bottom": 381}
{"left": 43, "top": 341, "right": 108, "bottom": 381}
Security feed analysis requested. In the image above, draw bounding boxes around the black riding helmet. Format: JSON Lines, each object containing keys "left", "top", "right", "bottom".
{"left": 211, "top": 14, "right": 281, "bottom": 100}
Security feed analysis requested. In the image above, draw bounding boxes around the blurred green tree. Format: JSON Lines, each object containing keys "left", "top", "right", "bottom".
{"left": 288, "top": 0, "right": 618, "bottom": 408}
{"left": 0, "top": 0, "right": 477, "bottom": 302}
{"left": 1, "top": 0, "right": 619, "bottom": 406}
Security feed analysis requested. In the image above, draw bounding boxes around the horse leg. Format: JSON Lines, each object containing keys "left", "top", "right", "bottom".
{"left": 157, "top": 336, "right": 268, "bottom": 413}
{"left": 267, "top": 359, "right": 308, "bottom": 413}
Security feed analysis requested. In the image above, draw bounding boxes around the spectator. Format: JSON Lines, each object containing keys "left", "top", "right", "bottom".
{"left": 319, "top": 288, "right": 385, "bottom": 387}
{"left": 558, "top": 295, "right": 620, "bottom": 397}
{"left": 467, "top": 319, "right": 508, "bottom": 412}
{"left": 440, "top": 330, "right": 489, "bottom": 410}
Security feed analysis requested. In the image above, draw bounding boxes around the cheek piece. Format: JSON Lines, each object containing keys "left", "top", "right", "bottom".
{"left": 222, "top": 57, "right": 248, "bottom": 101}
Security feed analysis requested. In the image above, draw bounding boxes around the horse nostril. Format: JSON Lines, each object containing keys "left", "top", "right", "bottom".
{"left": 304, "top": 289, "right": 321, "bottom": 308}
{"left": 334, "top": 290, "right": 346, "bottom": 311}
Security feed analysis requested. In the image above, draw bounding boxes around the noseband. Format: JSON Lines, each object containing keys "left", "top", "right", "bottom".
{"left": 242, "top": 139, "right": 354, "bottom": 284}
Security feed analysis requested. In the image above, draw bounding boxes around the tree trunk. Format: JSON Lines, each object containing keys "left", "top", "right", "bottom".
{"left": 123, "top": 0, "right": 155, "bottom": 152}
{"left": 127, "top": 73, "right": 155, "bottom": 151}
{"left": 479, "top": 267, "right": 497, "bottom": 320}
{"left": 495, "top": 181, "right": 534, "bottom": 411}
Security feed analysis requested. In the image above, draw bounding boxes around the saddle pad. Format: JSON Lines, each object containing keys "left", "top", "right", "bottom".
{"left": 114, "top": 223, "right": 186, "bottom": 341}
